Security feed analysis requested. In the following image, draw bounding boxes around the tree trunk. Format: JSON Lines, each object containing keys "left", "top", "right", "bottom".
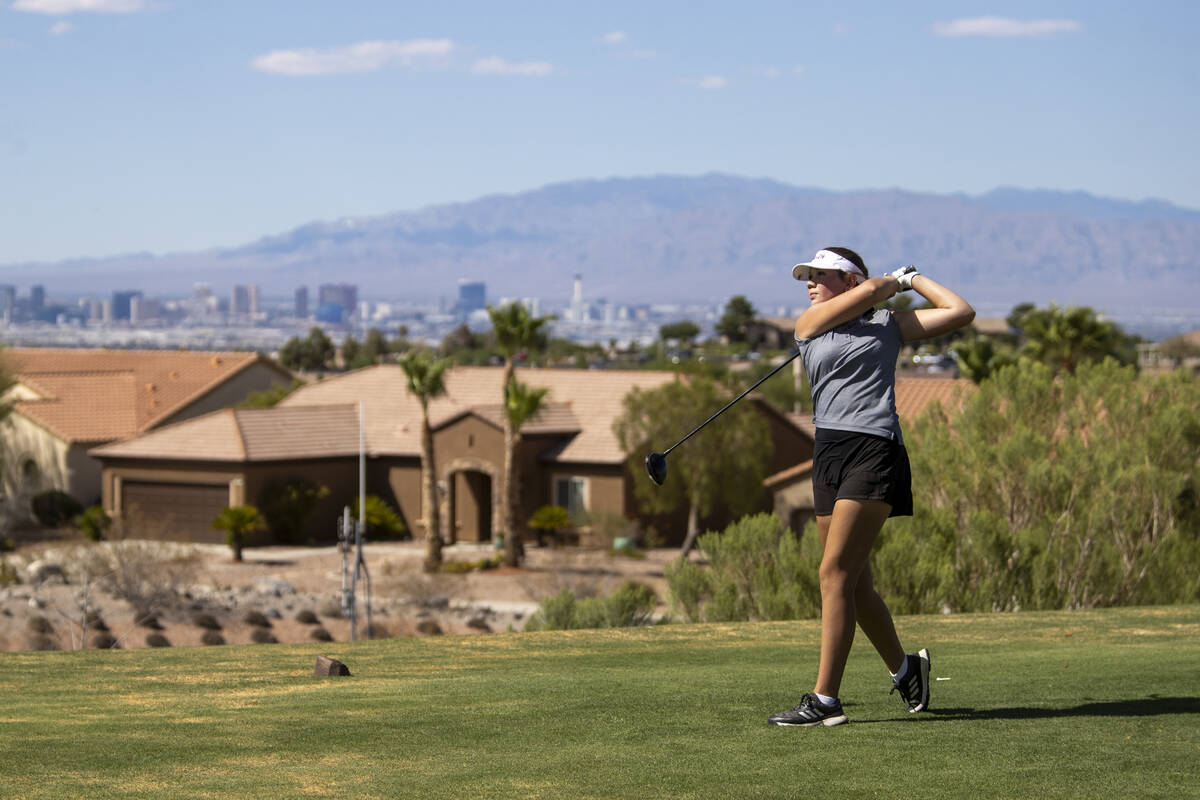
{"left": 502, "top": 425, "right": 524, "bottom": 566}
{"left": 421, "top": 412, "right": 443, "bottom": 573}
{"left": 679, "top": 503, "right": 701, "bottom": 557}
{"left": 232, "top": 534, "right": 243, "bottom": 563}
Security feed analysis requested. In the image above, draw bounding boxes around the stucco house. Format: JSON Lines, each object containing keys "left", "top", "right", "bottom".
{"left": 0, "top": 347, "right": 293, "bottom": 512}
{"left": 92, "top": 364, "right": 815, "bottom": 546}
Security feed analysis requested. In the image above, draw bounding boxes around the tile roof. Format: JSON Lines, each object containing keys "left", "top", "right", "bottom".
{"left": 279, "top": 365, "right": 683, "bottom": 464}
{"left": 893, "top": 376, "right": 974, "bottom": 422}
{"left": 92, "top": 404, "right": 363, "bottom": 462}
{"left": 2, "top": 347, "right": 287, "bottom": 444}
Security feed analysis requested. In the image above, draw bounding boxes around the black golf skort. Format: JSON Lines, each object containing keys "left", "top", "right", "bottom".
{"left": 812, "top": 428, "right": 913, "bottom": 518}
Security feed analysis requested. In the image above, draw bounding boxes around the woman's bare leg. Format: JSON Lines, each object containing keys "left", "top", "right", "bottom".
{"left": 813, "top": 498, "right": 892, "bottom": 698}
{"left": 853, "top": 563, "right": 906, "bottom": 674}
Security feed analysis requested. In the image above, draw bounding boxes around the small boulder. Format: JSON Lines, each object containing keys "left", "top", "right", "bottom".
{"left": 314, "top": 655, "right": 351, "bottom": 677}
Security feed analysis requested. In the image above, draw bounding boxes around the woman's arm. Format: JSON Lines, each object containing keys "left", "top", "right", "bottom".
{"left": 893, "top": 275, "right": 975, "bottom": 342}
{"left": 794, "top": 277, "right": 900, "bottom": 340}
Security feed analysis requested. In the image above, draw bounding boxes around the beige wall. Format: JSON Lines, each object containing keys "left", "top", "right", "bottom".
{"left": 2, "top": 415, "right": 71, "bottom": 515}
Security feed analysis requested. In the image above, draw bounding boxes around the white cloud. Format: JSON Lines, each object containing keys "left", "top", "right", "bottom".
{"left": 933, "top": 17, "right": 1082, "bottom": 38}
{"left": 48, "top": 20, "right": 74, "bottom": 34}
{"left": 13, "top": 0, "right": 144, "bottom": 14}
{"left": 692, "top": 76, "right": 728, "bottom": 90}
{"left": 251, "top": 39, "right": 454, "bottom": 76}
{"left": 601, "top": 31, "right": 627, "bottom": 45}
{"left": 471, "top": 56, "right": 553, "bottom": 77}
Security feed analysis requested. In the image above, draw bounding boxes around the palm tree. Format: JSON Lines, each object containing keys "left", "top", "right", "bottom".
{"left": 399, "top": 352, "right": 450, "bottom": 572}
{"left": 211, "top": 505, "right": 266, "bottom": 562}
{"left": 501, "top": 378, "right": 549, "bottom": 566}
{"left": 487, "top": 302, "right": 553, "bottom": 553}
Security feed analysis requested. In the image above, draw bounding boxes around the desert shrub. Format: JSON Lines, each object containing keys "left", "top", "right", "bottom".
{"left": 73, "top": 505, "right": 112, "bottom": 542}
{"left": 250, "top": 628, "right": 278, "bottom": 644}
{"left": 201, "top": 630, "right": 226, "bottom": 646}
{"left": 295, "top": 609, "right": 320, "bottom": 625}
{"left": 90, "top": 631, "right": 119, "bottom": 649}
{"left": 243, "top": 610, "right": 272, "bottom": 628}
{"left": 260, "top": 478, "right": 329, "bottom": 544}
{"left": 145, "top": 633, "right": 171, "bottom": 647}
{"left": 26, "top": 615, "right": 55, "bottom": 635}
{"left": 415, "top": 619, "right": 443, "bottom": 636}
{"left": 319, "top": 600, "right": 345, "bottom": 619}
{"left": 137, "top": 614, "right": 164, "bottom": 630}
{"left": 310, "top": 627, "right": 333, "bottom": 642}
{"left": 525, "top": 581, "right": 658, "bottom": 631}
{"left": 0, "top": 537, "right": 15, "bottom": 553}
{"left": 664, "top": 513, "right": 821, "bottom": 623}
{"left": 192, "top": 613, "right": 221, "bottom": 630}
{"left": 89, "top": 540, "right": 196, "bottom": 623}
{"left": 0, "top": 558, "right": 20, "bottom": 586}
{"left": 441, "top": 555, "right": 503, "bottom": 574}
{"left": 85, "top": 611, "right": 108, "bottom": 632}
{"left": 28, "top": 634, "right": 58, "bottom": 651}
{"left": 31, "top": 490, "right": 83, "bottom": 528}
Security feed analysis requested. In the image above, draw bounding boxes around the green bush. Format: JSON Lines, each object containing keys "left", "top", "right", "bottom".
{"left": 0, "top": 558, "right": 19, "bottom": 586}
{"left": 524, "top": 581, "right": 658, "bottom": 631}
{"left": 90, "top": 631, "right": 119, "bottom": 649}
{"left": 192, "top": 613, "right": 221, "bottom": 630}
{"left": 295, "top": 609, "right": 320, "bottom": 625}
{"left": 74, "top": 505, "right": 112, "bottom": 542}
{"left": 145, "top": 633, "right": 171, "bottom": 647}
{"left": 201, "top": 630, "right": 226, "bottom": 646}
{"left": 351, "top": 495, "right": 409, "bottom": 541}
{"left": 260, "top": 479, "right": 329, "bottom": 544}
{"left": 251, "top": 629, "right": 278, "bottom": 644}
{"left": 664, "top": 513, "right": 821, "bottom": 623}
{"left": 31, "top": 490, "right": 83, "bottom": 528}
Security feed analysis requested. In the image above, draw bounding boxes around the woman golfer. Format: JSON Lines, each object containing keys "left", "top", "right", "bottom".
{"left": 769, "top": 247, "right": 974, "bottom": 727}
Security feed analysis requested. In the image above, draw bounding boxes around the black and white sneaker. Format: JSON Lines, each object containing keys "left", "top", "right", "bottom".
{"left": 891, "top": 648, "right": 931, "bottom": 713}
{"left": 768, "top": 693, "right": 848, "bottom": 727}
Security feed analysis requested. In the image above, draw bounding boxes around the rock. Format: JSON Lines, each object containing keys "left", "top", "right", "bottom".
{"left": 314, "top": 655, "right": 351, "bottom": 677}
{"left": 253, "top": 577, "right": 295, "bottom": 597}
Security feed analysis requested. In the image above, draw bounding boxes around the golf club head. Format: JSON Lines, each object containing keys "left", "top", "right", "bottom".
{"left": 645, "top": 452, "right": 668, "bottom": 486}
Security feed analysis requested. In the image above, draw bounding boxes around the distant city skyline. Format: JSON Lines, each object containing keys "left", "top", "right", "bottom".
{"left": 3, "top": 1, "right": 1199, "bottom": 264}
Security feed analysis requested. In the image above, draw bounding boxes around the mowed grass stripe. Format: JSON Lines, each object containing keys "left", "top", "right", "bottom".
{"left": 1, "top": 606, "right": 1197, "bottom": 799}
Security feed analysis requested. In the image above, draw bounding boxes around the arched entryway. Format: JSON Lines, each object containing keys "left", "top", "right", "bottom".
{"left": 443, "top": 458, "right": 500, "bottom": 543}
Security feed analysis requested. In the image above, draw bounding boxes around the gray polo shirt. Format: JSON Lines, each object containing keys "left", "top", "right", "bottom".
{"left": 796, "top": 308, "right": 904, "bottom": 443}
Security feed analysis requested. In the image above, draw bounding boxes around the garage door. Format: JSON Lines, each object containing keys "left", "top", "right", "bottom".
{"left": 122, "top": 481, "right": 229, "bottom": 542}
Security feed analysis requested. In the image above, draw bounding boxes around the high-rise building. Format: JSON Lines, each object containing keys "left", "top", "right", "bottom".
{"left": 457, "top": 280, "right": 486, "bottom": 319}
{"left": 0, "top": 285, "right": 15, "bottom": 318}
{"left": 294, "top": 286, "right": 309, "bottom": 318}
{"left": 231, "top": 285, "right": 259, "bottom": 316}
{"left": 317, "top": 283, "right": 358, "bottom": 322}
{"left": 111, "top": 290, "right": 142, "bottom": 321}
{"left": 30, "top": 285, "right": 45, "bottom": 312}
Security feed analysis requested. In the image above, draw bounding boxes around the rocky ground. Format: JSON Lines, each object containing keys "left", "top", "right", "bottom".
{"left": 0, "top": 534, "right": 678, "bottom": 653}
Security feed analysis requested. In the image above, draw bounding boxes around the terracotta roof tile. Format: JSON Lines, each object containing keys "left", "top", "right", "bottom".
{"left": 894, "top": 377, "right": 974, "bottom": 422}
{"left": 2, "top": 347, "right": 287, "bottom": 443}
{"left": 279, "top": 365, "right": 683, "bottom": 464}
{"left": 91, "top": 404, "right": 363, "bottom": 462}
{"left": 91, "top": 408, "right": 246, "bottom": 460}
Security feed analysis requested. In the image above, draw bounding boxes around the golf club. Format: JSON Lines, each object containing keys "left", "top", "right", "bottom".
{"left": 646, "top": 349, "right": 802, "bottom": 486}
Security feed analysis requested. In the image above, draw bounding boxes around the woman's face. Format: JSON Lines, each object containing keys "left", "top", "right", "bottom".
{"left": 807, "top": 269, "right": 857, "bottom": 305}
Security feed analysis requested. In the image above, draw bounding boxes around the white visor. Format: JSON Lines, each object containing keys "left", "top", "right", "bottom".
{"left": 792, "top": 249, "right": 865, "bottom": 281}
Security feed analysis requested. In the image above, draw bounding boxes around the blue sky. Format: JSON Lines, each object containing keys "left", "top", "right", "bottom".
{"left": 3, "top": 0, "right": 1198, "bottom": 263}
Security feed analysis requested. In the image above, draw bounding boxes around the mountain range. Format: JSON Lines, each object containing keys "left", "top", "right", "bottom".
{"left": 4, "top": 174, "right": 1199, "bottom": 317}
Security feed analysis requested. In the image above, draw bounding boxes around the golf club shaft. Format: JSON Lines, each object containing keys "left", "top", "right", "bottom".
{"left": 663, "top": 350, "right": 802, "bottom": 457}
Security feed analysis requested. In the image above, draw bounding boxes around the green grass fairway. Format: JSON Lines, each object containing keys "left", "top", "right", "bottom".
{"left": 2, "top": 606, "right": 1197, "bottom": 799}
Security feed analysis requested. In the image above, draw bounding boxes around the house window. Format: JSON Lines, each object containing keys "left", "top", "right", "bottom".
{"left": 554, "top": 476, "right": 588, "bottom": 519}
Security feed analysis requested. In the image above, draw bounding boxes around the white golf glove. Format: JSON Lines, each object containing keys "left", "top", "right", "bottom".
{"left": 890, "top": 264, "right": 920, "bottom": 291}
